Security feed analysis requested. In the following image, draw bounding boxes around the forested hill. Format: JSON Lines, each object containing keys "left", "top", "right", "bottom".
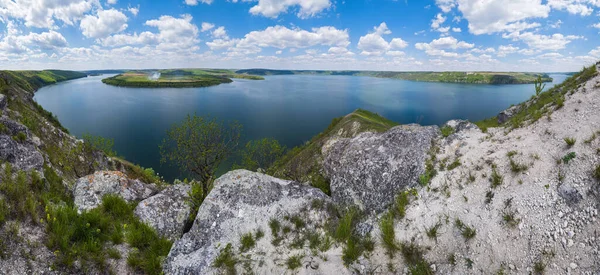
{"left": 235, "top": 69, "right": 554, "bottom": 84}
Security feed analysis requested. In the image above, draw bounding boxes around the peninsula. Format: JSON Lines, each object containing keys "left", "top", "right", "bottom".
{"left": 101, "top": 69, "right": 264, "bottom": 88}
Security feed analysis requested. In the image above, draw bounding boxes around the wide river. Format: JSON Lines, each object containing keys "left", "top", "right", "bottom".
{"left": 34, "top": 74, "right": 568, "bottom": 181}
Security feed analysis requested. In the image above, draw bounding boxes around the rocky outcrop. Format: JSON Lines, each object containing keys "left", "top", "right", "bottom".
{"left": 134, "top": 184, "right": 191, "bottom": 241}
{"left": 0, "top": 117, "right": 44, "bottom": 171}
{"left": 497, "top": 104, "right": 522, "bottom": 124}
{"left": 73, "top": 171, "right": 158, "bottom": 212}
{"left": 323, "top": 124, "right": 439, "bottom": 214}
{"left": 164, "top": 170, "right": 335, "bottom": 275}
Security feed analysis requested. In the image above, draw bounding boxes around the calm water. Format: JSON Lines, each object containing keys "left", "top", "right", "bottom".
{"left": 34, "top": 74, "right": 568, "bottom": 181}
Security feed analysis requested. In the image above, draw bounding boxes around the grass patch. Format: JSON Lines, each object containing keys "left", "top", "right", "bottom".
{"left": 239, "top": 233, "right": 256, "bottom": 253}
{"left": 584, "top": 132, "right": 598, "bottom": 144}
{"left": 379, "top": 212, "right": 397, "bottom": 257}
{"left": 426, "top": 222, "right": 442, "bottom": 241}
{"left": 399, "top": 242, "right": 433, "bottom": 275}
{"left": 562, "top": 152, "right": 576, "bottom": 164}
{"left": 334, "top": 209, "right": 356, "bottom": 242}
{"left": 440, "top": 125, "right": 454, "bottom": 137}
{"left": 502, "top": 210, "right": 520, "bottom": 228}
{"left": 490, "top": 167, "right": 503, "bottom": 188}
{"left": 594, "top": 164, "right": 600, "bottom": 180}
{"left": 563, "top": 137, "right": 576, "bottom": 147}
{"left": 286, "top": 254, "right": 303, "bottom": 270}
{"left": 13, "top": 132, "right": 27, "bottom": 143}
{"left": 213, "top": 243, "right": 237, "bottom": 275}
{"left": 509, "top": 158, "right": 528, "bottom": 173}
{"left": 455, "top": 218, "right": 476, "bottom": 241}
{"left": 447, "top": 158, "right": 461, "bottom": 170}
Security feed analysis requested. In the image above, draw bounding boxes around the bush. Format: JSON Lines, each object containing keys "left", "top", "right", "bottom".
{"left": 400, "top": 242, "right": 433, "bottom": 275}
{"left": 562, "top": 152, "right": 576, "bottom": 164}
{"left": 234, "top": 138, "right": 286, "bottom": 171}
{"left": 13, "top": 132, "right": 27, "bottom": 143}
{"left": 239, "top": 233, "right": 256, "bottom": 253}
{"left": 440, "top": 126, "right": 454, "bottom": 138}
{"left": 83, "top": 133, "right": 117, "bottom": 157}
{"left": 212, "top": 243, "right": 237, "bottom": 274}
{"left": 335, "top": 210, "right": 355, "bottom": 242}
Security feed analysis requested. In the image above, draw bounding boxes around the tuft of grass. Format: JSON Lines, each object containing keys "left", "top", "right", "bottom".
{"left": 334, "top": 210, "right": 355, "bottom": 242}
{"left": 509, "top": 159, "right": 528, "bottom": 173}
{"left": 379, "top": 212, "right": 397, "bottom": 257}
{"left": 502, "top": 210, "right": 520, "bottom": 228}
{"left": 419, "top": 158, "right": 437, "bottom": 186}
{"left": 286, "top": 254, "right": 302, "bottom": 270}
{"left": 563, "top": 137, "right": 576, "bottom": 147}
{"left": 506, "top": 151, "right": 518, "bottom": 157}
{"left": 268, "top": 219, "right": 280, "bottom": 238}
{"left": 13, "top": 132, "right": 27, "bottom": 143}
{"left": 454, "top": 218, "right": 476, "bottom": 240}
{"left": 533, "top": 260, "right": 545, "bottom": 274}
{"left": 485, "top": 191, "right": 494, "bottom": 204}
{"left": 399, "top": 242, "right": 433, "bottom": 275}
{"left": 447, "top": 253, "right": 456, "bottom": 266}
{"left": 426, "top": 222, "right": 441, "bottom": 241}
{"left": 394, "top": 191, "right": 411, "bottom": 219}
{"left": 440, "top": 125, "right": 454, "bottom": 138}
{"left": 594, "top": 164, "right": 600, "bottom": 180}
{"left": 562, "top": 152, "right": 576, "bottom": 164}
{"left": 447, "top": 158, "right": 461, "bottom": 170}
{"left": 289, "top": 215, "right": 306, "bottom": 230}
{"left": 239, "top": 233, "right": 256, "bottom": 253}
{"left": 213, "top": 243, "right": 237, "bottom": 275}
{"left": 490, "top": 167, "right": 503, "bottom": 188}
{"left": 584, "top": 132, "right": 597, "bottom": 144}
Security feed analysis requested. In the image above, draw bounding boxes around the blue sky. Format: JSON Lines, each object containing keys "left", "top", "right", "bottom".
{"left": 0, "top": 0, "right": 599, "bottom": 71}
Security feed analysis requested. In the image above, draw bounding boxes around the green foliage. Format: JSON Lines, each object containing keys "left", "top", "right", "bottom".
{"left": 533, "top": 260, "right": 545, "bottom": 274}
{"left": 594, "top": 164, "right": 600, "bottom": 180}
{"left": 509, "top": 158, "right": 528, "bottom": 173}
{"left": 534, "top": 75, "right": 546, "bottom": 96}
{"left": 455, "top": 218, "right": 477, "bottom": 240}
{"left": 0, "top": 198, "right": 7, "bottom": 226}
{"left": 239, "top": 233, "right": 256, "bottom": 253}
{"left": 502, "top": 210, "right": 520, "bottom": 228}
{"left": 335, "top": 210, "right": 355, "bottom": 242}
{"left": 286, "top": 254, "right": 302, "bottom": 270}
{"left": 426, "top": 222, "right": 441, "bottom": 240}
{"left": 213, "top": 243, "right": 237, "bottom": 275}
{"left": 183, "top": 181, "right": 206, "bottom": 233}
{"left": 310, "top": 173, "right": 331, "bottom": 196}
{"left": 447, "top": 158, "right": 461, "bottom": 170}
{"left": 400, "top": 242, "right": 433, "bottom": 275}
{"left": 269, "top": 219, "right": 281, "bottom": 238}
{"left": 82, "top": 133, "right": 116, "bottom": 157}
{"left": 562, "top": 152, "right": 576, "bottom": 164}
{"left": 234, "top": 138, "right": 285, "bottom": 171}
{"left": 102, "top": 72, "right": 233, "bottom": 88}
{"left": 160, "top": 114, "right": 242, "bottom": 194}
{"left": 394, "top": 191, "right": 413, "bottom": 219}
{"left": 125, "top": 221, "right": 173, "bottom": 274}
{"left": 490, "top": 167, "right": 503, "bottom": 188}
{"left": 440, "top": 126, "right": 454, "bottom": 138}
{"left": 379, "top": 212, "right": 397, "bottom": 257}
{"left": 13, "top": 132, "right": 27, "bottom": 143}
{"left": 564, "top": 137, "right": 576, "bottom": 147}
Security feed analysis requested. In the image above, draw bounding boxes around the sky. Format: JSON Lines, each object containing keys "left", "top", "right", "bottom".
{"left": 0, "top": 0, "right": 599, "bottom": 72}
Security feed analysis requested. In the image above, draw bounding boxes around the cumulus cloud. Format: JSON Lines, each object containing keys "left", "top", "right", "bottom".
{"left": 245, "top": 0, "right": 331, "bottom": 19}
{"left": 0, "top": 22, "right": 68, "bottom": 56}
{"left": 496, "top": 44, "right": 519, "bottom": 57}
{"left": 547, "top": 0, "right": 599, "bottom": 16}
{"left": 415, "top": 36, "right": 474, "bottom": 57}
{"left": 80, "top": 9, "right": 128, "bottom": 39}
{"left": 128, "top": 6, "right": 140, "bottom": 16}
{"left": 357, "top": 22, "right": 408, "bottom": 56}
{"left": 201, "top": 22, "right": 215, "bottom": 32}
{"left": 0, "top": 0, "right": 97, "bottom": 29}
{"left": 237, "top": 25, "right": 349, "bottom": 49}
{"left": 502, "top": 31, "right": 583, "bottom": 51}
{"left": 456, "top": 0, "right": 550, "bottom": 35}
{"left": 436, "top": 0, "right": 456, "bottom": 12}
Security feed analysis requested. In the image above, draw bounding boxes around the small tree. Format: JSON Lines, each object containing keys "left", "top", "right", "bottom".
{"left": 235, "top": 138, "right": 286, "bottom": 171}
{"left": 160, "top": 114, "right": 242, "bottom": 195}
{"left": 534, "top": 75, "right": 546, "bottom": 96}
{"left": 82, "top": 133, "right": 117, "bottom": 157}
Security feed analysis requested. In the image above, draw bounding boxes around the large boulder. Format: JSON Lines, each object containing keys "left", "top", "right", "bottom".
{"left": 323, "top": 124, "right": 439, "bottom": 214}
{"left": 134, "top": 184, "right": 191, "bottom": 241}
{"left": 0, "top": 118, "right": 43, "bottom": 171}
{"left": 73, "top": 171, "right": 158, "bottom": 212}
{"left": 164, "top": 170, "right": 335, "bottom": 275}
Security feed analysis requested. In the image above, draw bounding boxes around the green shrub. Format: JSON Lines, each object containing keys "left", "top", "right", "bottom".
{"left": 126, "top": 220, "right": 173, "bottom": 275}
{"left": 234, "top": 138, "right": 286, "bottom": 171}
{"left": 400, "top": 242, "right": 433, "bottom": 275}
{"left": 268, "top": 219, "right": 280, "bottom": 237}
{"left": 563, "top": 137, "right": 576, "bottom": 147}
{"left": 0, "top": 199, "right": 7, "bottom": 226}
{"left": 310, "top": 173, "right": 331, "bottom": 196}
{"left": 83, "top": 133, "right": 117, "bottom": 157}
{"left": 509, "top": 159, "right": 528, "bottom": 173}
{"left": 342, "top": 238, "right": 361, "bottom": 266}
{"left": 447, "top": 158, "right": 461, "bottom": 170}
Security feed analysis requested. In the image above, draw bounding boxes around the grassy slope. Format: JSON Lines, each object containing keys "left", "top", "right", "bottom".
{"left": 268, "top": 109, "right": 398, "bottom": 194}
{"left": 235, "top": 69, "right": 553, "bottom": 84}
{"left": 102, "top": 69, "right": 263, "bottom": 88}
{"left": 0, "top": 70, "right": 171, "bottom": 274}
{"left": 475, "top": 62, "right": 599, "bottom": 132}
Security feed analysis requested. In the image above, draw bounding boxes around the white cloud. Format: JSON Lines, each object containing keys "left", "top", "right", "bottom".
{"left": 590, "top": 46, "right": 600, "bottom": 57}
{"left": 128, "top": 6, "right": 140, "bottom": 16}
{"left": 201, "top": 22, "right": 215, "bottom": 32}
{"left": 107, "top": 0, "right": 117, "bottom": 4}
{"left": 547, "top": 0, "right": 599, "bottom": 16}
{"left": 185, "top": 0, "right": 213, "bottom": 5}
{"left": 452, "top": 27, "right": 461, "bottom": 32}
{"left": 431, "top": 13, "right": 446, "bottom": 29}
{"left": 246, "top": 0, "right": 331, "bottom": 19}
{"left": 0, "top": 0, "right": 97, "bottom": 29}
{"left": 415, "top": 36, "right": 474, "bottom": 57}
{"left": 549, "top": 19, "right": 563, "bottom": 28}
{"left": 357, "top": 22, "right": 408, "bottom": 56}
{"left": 497, "top": 44, "right": 519, "bottom": 57}
{"left": 593, "top": 22, "right": 600, "bottom": 28}
{"left": 503, "top": 31, "right": 583, "bottom": 51}
{"left": 237, "top": 25, "right": 349, "bottom": 49}
{"left": 212, "top": 26, "right": 227, "bottom": 38}
{"left": 456, "top": 0, "right": 550, "bottom": 35}
{"left": 436, "top": 0, "right": 456, "bottom": 12}
{"left": 80, "top": 9, "right": 128, "bottom": 39}
{"left": 0, "top": 21, "right": 68, "bottom": 55}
